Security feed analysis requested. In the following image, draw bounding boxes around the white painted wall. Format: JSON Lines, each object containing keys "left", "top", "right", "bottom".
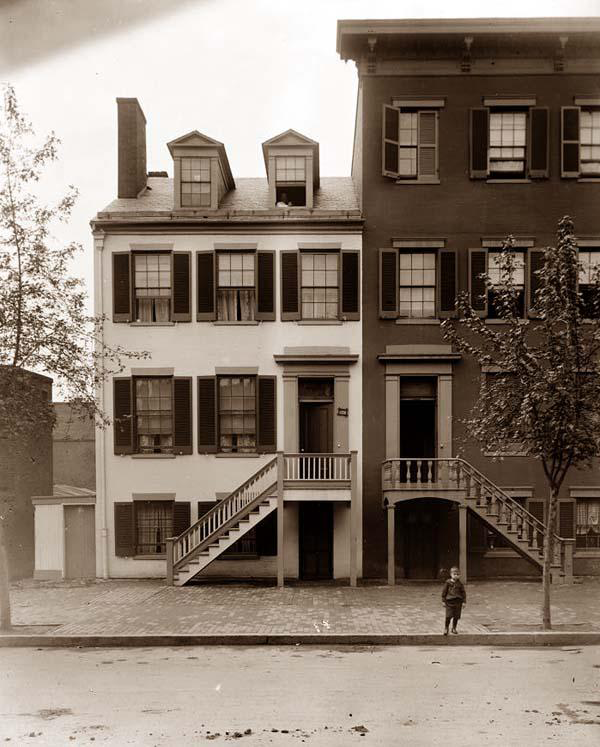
{"left": 96, "top": 230, "right": 362, "bottom": 579}
{"left": 34, "top": 504, "right": 63, "bottom": 575}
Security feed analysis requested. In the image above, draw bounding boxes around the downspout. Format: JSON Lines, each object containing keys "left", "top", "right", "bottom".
{"left": 93, "top": 229, "right": 109, "bottom": 579}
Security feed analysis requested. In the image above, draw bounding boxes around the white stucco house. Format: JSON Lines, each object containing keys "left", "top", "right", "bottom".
{"left": 90, "top": 98, "right": 363, "bottom": 585}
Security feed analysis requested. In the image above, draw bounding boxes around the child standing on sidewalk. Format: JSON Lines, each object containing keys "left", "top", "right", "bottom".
{"left": 442, "top": 566, "right": 466, "bottom": 635}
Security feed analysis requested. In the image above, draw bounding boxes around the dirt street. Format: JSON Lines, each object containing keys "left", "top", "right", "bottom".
{"left": 1, "top": 645, "right": 599, "bottom": 745}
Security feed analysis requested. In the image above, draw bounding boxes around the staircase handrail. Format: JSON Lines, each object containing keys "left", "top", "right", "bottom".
{"left": 382, "top": 457, "right": 562, "bottom": 543}
{"left": 172, "top": 456, "right": 277, "bottom": 567}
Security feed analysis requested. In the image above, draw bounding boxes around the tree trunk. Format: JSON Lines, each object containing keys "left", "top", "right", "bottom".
{"left": 541, "top": 486, "right": 559, "bottom": 630}
{"left": 0, "top": 521, "right": 12, "bottom": 631}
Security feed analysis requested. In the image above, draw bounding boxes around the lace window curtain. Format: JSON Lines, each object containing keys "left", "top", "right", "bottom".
{"left": 217, "top": 253, "right": 255, "bottom": 321}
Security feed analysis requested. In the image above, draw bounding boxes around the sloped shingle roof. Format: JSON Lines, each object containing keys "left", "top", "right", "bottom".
{"left": 98, "top": 176, "right": 359, "bottom": 216}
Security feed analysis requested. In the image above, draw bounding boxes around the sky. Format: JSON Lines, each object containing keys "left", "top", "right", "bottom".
{"left": 1, "top": 0, "right": 599, "bottom": 307}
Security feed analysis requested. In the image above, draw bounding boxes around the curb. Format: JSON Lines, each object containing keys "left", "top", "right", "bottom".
{"left": 1, "top": 632, "right": 600, "bottom": 648}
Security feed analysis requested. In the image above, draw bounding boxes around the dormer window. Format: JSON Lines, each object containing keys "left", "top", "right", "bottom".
{"left": 181, "top": 157, "right": 211, "bottom": 207}
{"left": 275, "top": 156, "right": 306, "bottom": 206}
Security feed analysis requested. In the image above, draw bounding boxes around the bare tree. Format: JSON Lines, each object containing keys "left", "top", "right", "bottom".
{"left": 0, "top": 84, "right": 147, "bottom": 630}
{"left": 442, "top": 217, "right": 600, "bottom": 629}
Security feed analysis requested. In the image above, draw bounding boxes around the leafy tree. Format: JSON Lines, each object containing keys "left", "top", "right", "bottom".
{"left": 442, "top": 217, "right": 600, "bottom": 629}
{"left": 0, "top": 84, "right": 147, "bottom": 630}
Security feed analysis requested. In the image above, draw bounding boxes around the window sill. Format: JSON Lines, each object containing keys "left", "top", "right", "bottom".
{"left": 132, "top": 554, "right": 166, "bottom": 560}
{"left": 215, "top": 453, "right": 261, "bottom": 458}
{"left": 574, "top": 549, "right": 600, "bottom": 557}
{"left": 486, "top": 179, "right": 531, "bottom": 184}
{"left": 129, "top": 322, "right": 176, "bottom": 327}
{"left": 394, "top": 179, "right": 440, "bottom": 185}
{"left": 297, "top": 320, "right": 343, "bottom": 326}
{"left": 212, "top": 321, "right": 260, "bottom": 326}
{"left": 484, "top": 318, "right": 527, "bottom": 325}
{"left": 484, "top": 452, "right": 528, "bottom": 458}
{"left": 131, "top": 453, "right": 177, "bottom": 459}
{"left": 577, "top": 178, "right": 600, "bottom": 183}
{"left": 395, "top": 318, "right": 441, "bottom": 325}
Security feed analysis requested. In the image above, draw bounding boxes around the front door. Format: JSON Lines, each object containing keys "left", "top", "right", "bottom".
{"left": 64, "top": 505, "right": 96, "bottom": 580}
{"left": 299, "top": 402, "right": 333, "bottom": 454}
{"left": 400, "top": 378, "right": 436, "bottom": 482}
{"left": 400, "top": 499, "right": 440, "bottom": 579}
{"left": 299, "top": 502, "right": 333, "bottom": 580}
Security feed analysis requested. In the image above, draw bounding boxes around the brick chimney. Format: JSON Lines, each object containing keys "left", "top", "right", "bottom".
{"left": 116, "top": 98, "right": 147, "bottom": 198}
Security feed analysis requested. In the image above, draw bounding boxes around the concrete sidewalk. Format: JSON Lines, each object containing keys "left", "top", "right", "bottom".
{"left": 2, "top": 577, "right": 600, "bottom": 647}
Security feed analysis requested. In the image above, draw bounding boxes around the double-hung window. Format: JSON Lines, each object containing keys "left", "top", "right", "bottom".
{"left": 379, "top": 243, "right": 456, "bottom": 320}
{"left": 217, "top": 252, "right": 255, "bottom": 321}
{"left": 579, "top": 249, "right": 600, "bottom": 318}
{"left": 399, "top": 252, "right": 436, "bottom": 318}
{"left": 487, "top": 250, "right": 526, "bottom": 318}
{"left": 576, "top": 500, "right": 600, "bottom": 549}
{"left": 135, "top": 501, "right": 173, "bottom": 555}
{"left": 579, "top": 109, "right": 600, "bottom": 175}
{"left": 134, "top": 253, "right": 171, "bottom": 322}
{"left": 301, "top": 252, "right": 339, "bottom": 320}
{"left": 275, "top": 156, "right": 306, "bottom": 206}
{"left": 383, "top": 101, "right": 440, "bottom": 182}
{"left": 471, "top": 101, "right": 549, "bottom": 180}
{"left": 181, "top": 157, "right": 211, "bottom": 207}
{"left": 488, "top": 110, "right": 527, "bottom": 177}
{"left": 218, "top": 376, "right": 256, "bottom": 453}
{"left": 135, "top": 377, "right": 173, "bottom": 454}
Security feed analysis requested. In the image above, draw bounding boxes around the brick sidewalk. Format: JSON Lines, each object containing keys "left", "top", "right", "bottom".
{"left": 5, "top": 578, "right": 600, "bottom": 636}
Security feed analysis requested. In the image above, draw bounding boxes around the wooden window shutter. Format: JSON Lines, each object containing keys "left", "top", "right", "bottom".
{"left": 527, "top": 249, "right": 546, "bottom": 317}
{"left": 172, "top": 252, "right": 191, "bottom": 322}
{"left": 257, "top": 376, "right": 277, "bottom": 453}
{"left": 197, "top": 501, "right": 214, "bottom": 520}
{"left": 172, "top": 377, "right": 193, "bottom": 454}
{"left": 256, "top": 511, "right": 277, "bottom": 556}
{"left": 469, "top": 249, "right": 488, "bottom": 317}
{"left": 561, "top": 107, "right": 581, "bottom": 178}
{"left": 256, "top": 250, "right": 276, "bottom": 321}
{"left": 197, "top": 376, "right": 217, "bottom": 453}
{"left": 172, "top": 501, "right": 191, "bottom": 537}
{"left": 114, "top": 503, "right": 135, "bottom": 556}
{"left": 418, "top": 110, "right": 438, "bottom": 180}
{"left": 528, "top": 107, "right": 549, "bottom": 179}
{"left": 559, "top": 501, "right": 575, "bottom": 539}
{"left": 280, "top": 251, "right": 300, "bottom": 320}
{"left": 196, "top": 251, "right": 216, "bottom": 321}
{"left": 527, "top": 499, "right": 545, "bottom": 546}
{"left": 437, "top": 249, "right": 458, "bottom": 318}
{"left": 113, "top": 377, "right": 133, "bottom": 454}
{"left": 340, "top": 250, "right": 360, "bottom": 320}
{"left": 379, "top": 249, "right": 398, "bottom": 318}
{"left": 112, "top": 252, "right": 132, "bottom": 322}
{"left": 470, "top": 108, "right": 489, "bottom": 179}
{"left": 382, "top": 104, "right": 400, "bottom": 178}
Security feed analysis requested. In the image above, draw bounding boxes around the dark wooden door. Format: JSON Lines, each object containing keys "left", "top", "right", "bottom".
{"left": 402, "top": 501, "right": 439, "bottom": 579}
{"left": 299, "top": 502, "right": 333, "bottom": 580}
{"left": 300, "top": 403, "right": 333, "bottom": 453}
{"left": 64, "top": 505, "right": 96, "bottom": 580}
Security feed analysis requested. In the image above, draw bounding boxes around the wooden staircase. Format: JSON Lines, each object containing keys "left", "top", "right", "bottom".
{"left": 167, "top": 457, "right": 277, "bottom": 586}
{"left": 382, "top": 458, "right": 575, "bottom": 583}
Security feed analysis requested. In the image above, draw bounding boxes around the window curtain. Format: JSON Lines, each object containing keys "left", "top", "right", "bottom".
{"left": 218, "top": 289, "right": 237, "bottom": 320}
{"left": 155, "top": 298, "right": 170, "bottom": 322}
{"left": 239, "top": 290, "right": 255, "bottom": 321}
{"left": 137, "top": 298, "right": 153, "bottom": 323}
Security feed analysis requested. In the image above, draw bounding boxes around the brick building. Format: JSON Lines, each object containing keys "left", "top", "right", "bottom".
{"left": 337, "top": 17, "right": 600, "bottom": 581}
